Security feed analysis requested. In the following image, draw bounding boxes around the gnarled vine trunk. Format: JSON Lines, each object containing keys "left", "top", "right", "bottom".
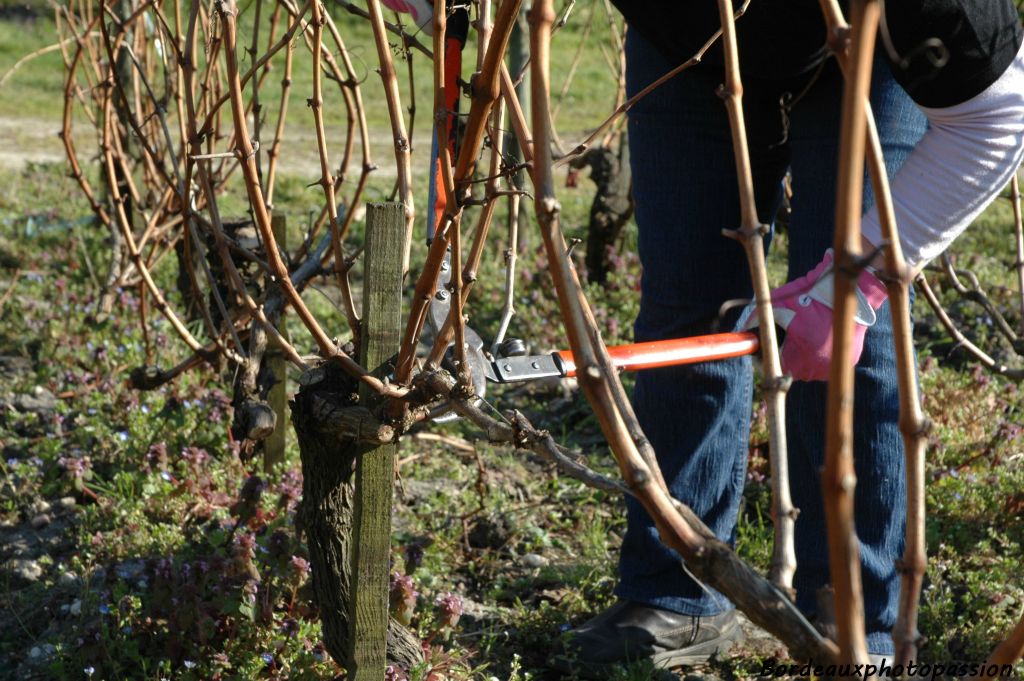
{"left": 571, "top": 138, "right": 633, "bottom": 285}
{"left": 293, "top": 362, "right": 422, "bottom": 671}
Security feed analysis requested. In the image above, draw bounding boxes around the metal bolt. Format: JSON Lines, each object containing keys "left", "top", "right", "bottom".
{"left": 531, "top": 361, "right": 540, "bottom": 369}
{"left": 435, "top": 290, "right": 449, "bottom": 301}
{"left": 499, "top": 338, "right": 528, "bottom": 357}
{"left": 503, "top": 364, "right": 512, "bottom": 372}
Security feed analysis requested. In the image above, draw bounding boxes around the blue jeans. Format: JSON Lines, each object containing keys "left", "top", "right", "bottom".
{"left": 614, "top": 32, "right": 927, "bottom": 655}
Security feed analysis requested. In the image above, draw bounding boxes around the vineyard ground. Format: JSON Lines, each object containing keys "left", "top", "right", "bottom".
{"left": 2, "top": 5, "right": 1024, "bottom": 681}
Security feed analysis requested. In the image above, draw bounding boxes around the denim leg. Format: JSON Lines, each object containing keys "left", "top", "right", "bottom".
{"left": 785, "top": 57, "right": 926, "bottom": 654}
{"left": 617, "top": 29, "right": 928, "bottom": 643}
{"left": 615, "top": 31, "right": 789, "bottom": 616}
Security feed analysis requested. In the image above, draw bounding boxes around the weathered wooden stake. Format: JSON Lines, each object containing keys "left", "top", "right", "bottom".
{"left": 265, "top": 214, "right": 289, "bottom": 473}
{"left": 347, "top": 202, "right": 404, "bottom": 679}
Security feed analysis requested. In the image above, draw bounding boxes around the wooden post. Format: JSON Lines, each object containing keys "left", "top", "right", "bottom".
{"left": 347, "top": 202, "right": 404, "bottom": 679}
{"left": 265, "top": 214, "right": 289, "bottom": 473}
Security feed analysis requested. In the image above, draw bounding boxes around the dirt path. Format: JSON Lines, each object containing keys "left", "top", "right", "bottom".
{"left": 0, "top": 113, "right": 377, "bottom": 177}
{"left": 0, "top": 112, "right": 403, "bottom": 180}
{"left": 0, "top": 111, "right": 589, "bottom": 186}
{"left": 0, "top": 116, "right": 65, "bottom": 170}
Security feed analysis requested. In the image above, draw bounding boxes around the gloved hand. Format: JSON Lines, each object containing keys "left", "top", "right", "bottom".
{"left": 381, "top": 0, "right": 434, "bottom": 34}
{"left": 740, "top": 250, "right": 889, "bottom": 382}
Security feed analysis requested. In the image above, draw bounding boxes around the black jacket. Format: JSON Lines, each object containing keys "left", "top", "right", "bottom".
{"left": 609, "top": 0, "right": 1023, "bottom": 107}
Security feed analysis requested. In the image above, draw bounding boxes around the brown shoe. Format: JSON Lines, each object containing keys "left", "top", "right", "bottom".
{"left": 553, "top": 601, "right": 743, "bottom": 677}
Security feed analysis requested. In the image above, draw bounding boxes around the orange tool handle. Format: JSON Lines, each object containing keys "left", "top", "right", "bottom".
{"left": 430, "top": 36, "right": 465, "bottom": 235}
{"left": 557, "top": 332, "right": 760, "bottom": 377}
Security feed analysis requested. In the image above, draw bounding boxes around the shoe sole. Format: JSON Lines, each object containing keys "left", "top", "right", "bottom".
{"left": 552, "top": 625, "right": 744, "bottom": 678}
{"left": 649, "top": 626, "right": 742, "bottom": 668}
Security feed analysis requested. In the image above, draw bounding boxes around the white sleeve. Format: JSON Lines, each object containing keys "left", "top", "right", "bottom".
{"left": 861, "top": 39, "right": 1024, "bottom": 267}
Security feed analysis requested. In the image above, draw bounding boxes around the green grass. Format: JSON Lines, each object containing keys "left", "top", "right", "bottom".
{"left": 0, "top": 13, "right": 65, "bottom": 121}
{"left": 2, "top": 159, "right": 1022, "bottom": 679}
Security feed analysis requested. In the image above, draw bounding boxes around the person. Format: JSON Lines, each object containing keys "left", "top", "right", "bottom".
{"left": 381, "top": 0, "right": 1024, "bottom": 674}
{"left": 559, "top": 0, "right": 1024, "bottom": 675}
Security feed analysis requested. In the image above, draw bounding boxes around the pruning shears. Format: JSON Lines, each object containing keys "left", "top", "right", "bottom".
{"left": 425, "top": 322, "right": 758, "bottom": 420}
{"left": 425, "top": 319, "right": 760, "bottom": 422}
{"left": 481, "top": 332, "right": 760, "bottom": 385}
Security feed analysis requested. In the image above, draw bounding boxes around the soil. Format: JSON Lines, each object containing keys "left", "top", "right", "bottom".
{"left": 0, "top": 117, "right": 64, "bottom": 171}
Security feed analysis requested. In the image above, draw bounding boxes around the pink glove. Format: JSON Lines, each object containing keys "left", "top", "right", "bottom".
{"left": 381, "top": 0, "right": 434, "bottom": 34}
{"left": 742, "top": 250, "right": 888, "bottom": 382}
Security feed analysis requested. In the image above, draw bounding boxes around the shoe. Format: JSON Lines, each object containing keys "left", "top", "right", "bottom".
{"left": 553, "top": 600, "right": 743, "bottom": 677}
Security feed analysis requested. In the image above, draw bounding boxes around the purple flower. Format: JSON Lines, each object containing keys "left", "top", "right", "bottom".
{"left": 276, "top": 469, "right": 303, "bottom": 508}
{"left": 84, "top": 667, "right": 95, "bottom": 677}
{"left": 260, "top": 652, "right": 274, "bottom": 665}
{"left": 155, "top": 558, "right": 174, "bottom": 580}
{"left": 58, "top": 455, "right": 92, "bottom": 480}
{"left": 290, "top": 556, "right": 311, "bottom": 576}
{"left": 434, "top": 592, "right": 463, "bottom": 629}
{"left": 235, "top": 533, "right": 256, "bottom": 552}
{"left": 183, "top": 659, "right": 196, "bottom": 669}
{"left": 98, "top": 604, "right": 110, "bottom": 615}
{"left": 180, "top": 446, "right": 209, "bottom": 466}
{"left": 389, "top": 574, "right": 418, "bottom": 626}
{"left": 384, "top": 665, "right": 408, "bottom": 681}
{"left": 280, "top": 617, "right": 300, "bottom": 636}
{"left": 998, "top": 421, "right": 1022, "bottom": 440}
